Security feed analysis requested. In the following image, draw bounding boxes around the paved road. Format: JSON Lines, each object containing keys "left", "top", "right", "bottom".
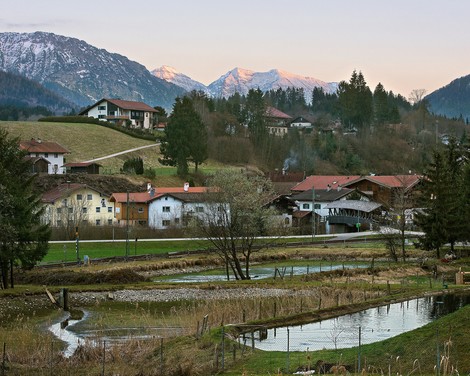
{"left": 83, "top": 143, "right": 160, "bottom": 163}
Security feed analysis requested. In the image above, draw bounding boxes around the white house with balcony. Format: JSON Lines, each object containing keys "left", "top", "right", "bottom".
{"left": 79, "top": 98, "right": 157, "bottom": 129}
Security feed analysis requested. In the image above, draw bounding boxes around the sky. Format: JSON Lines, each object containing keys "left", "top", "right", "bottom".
{"left": 1, "top": 0, "right": 469, "bottom": 97}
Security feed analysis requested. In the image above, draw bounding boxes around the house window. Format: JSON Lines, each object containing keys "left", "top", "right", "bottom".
{"left": 196, "top": 206, "right": 204, "bottom": 213}
{"left": 162, "top": 220, "right": 171, "bottom": 226}
{"left": 96, "top": 207, "right": 101, "bottom": 213}
{"left": 68, "top": 207, "right": 73, "bottom": 214}
{"left": 98, "top": 115, "right": 106, "bottom": 119}
{"left": 44, "top": 153, "right": 49, "bottom": 158}
{"left": 285, "top": 217, "right": 290, "bottom": 225}
{"left": 138, "top": 220, "right": 147, "bottom": 226}
{"left": 63, "top": 199, "right": 68, "bottom": 206}
{"left": 54, "top": 153, "right": 58, "bottom": 158}
{"left": 108, "top": 207, "right": 113, "bottom": 213}
{"left": 101, "top": 199, "right": 106, "bottom": 207}
{"left": 77, "top": 194, "right": 82, "bottom": 200}
{"left": 82, "top": 207, "right": 87, "bottom": 213}
{"left": 302, "top": 203, "right": 310, "bottom": 210}
{"left": 108, "top": 219, "right": 113, "bottom": 225}
{"left": 35, "top": 153, "right": 39, "bottom": 157}
{"left": 96, "top": 219, "right": 101, "bottom": 226}
{"left": 314, "top": 204, "right": 321, "bottom": 209}
{"left": 162, "top": 206, "right": 170, "bottom": 213}
{"left": 98, "top": 105, "right": 106, "bottom": 111}
{"left": 138, "top": 207, "right": 144, "bottom": 214}
{"left": 87, "top": 194, "right": 93, "bottom": 200}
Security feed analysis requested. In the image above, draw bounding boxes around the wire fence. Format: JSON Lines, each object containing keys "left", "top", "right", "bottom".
{"left": 0, "top": 322, "right": 464, "bottom": 376}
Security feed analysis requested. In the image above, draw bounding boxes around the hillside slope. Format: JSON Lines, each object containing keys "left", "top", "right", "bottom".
{"left": 0, "top": 121, "right": 162, "bottom": 173}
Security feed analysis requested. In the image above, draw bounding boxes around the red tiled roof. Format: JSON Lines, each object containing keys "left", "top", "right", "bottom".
{"left": 41, "top": 183, "right": 103, "bottom": 203}
{"left": 266, "top": 106, "right": 292, "bottom": 119}
{"left": 106, "top": 99, "right": 157, "bottom": 112}
{"left": 20, "top": 139, "right": 70, "bottom": 154}
{"left": 110, "top": 187, "right": 210, "bottom": 203}
{"left": 360, "top": 175, "right": 422, "bottom": 189}
{"left": 292, "top": 175, "right": 360, "bottom": 192}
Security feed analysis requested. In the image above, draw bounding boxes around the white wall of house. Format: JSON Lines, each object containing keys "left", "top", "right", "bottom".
{"left": 148, "top": 195, "right": 228, "bottom": 229}
{"left": 42, "top": 187, "right": 115, "bottom": 227}
{"left": 27, "top": 152, "right": 66, "bottom": 174}
{"left": 86, "top": 102, "right": 108, "bottom": 121}
{"left": 148, "top": 195, "right": 183, "bottom": 229}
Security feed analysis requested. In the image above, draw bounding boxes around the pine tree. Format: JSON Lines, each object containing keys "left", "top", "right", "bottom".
{"left": 0, "top": 128, "right": 50, "bottom": 288}
{"left": 159, "top": 96, "right": 207, "bottom": 176}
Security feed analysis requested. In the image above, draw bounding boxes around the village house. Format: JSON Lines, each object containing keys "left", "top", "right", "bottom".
{"left": 20, "top": 138, "right": 70, "bottom": 174}
{"left": 41, "top": 183, "right": 115, "bottom": 227}
{"left": 266, "top": 106, "right": 292, "bottom": 136}
{"left": 79, "top": 98, "right": 157, "bottom": 129}
{"left": 110, "top": 184, "right": 217, "bottom": 229}
{"left": 289, "top": 116, "right": 313, "bottom": 130}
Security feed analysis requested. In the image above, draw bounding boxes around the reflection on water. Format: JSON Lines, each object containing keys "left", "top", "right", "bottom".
{"left": 159, "top": 263, "right": 368, "bottom": 283}
{"left": 48, "top": 312, "right": 184, "bottom": 358}
{"left": 246, "top": 293, "right": 470, "bottom": 351}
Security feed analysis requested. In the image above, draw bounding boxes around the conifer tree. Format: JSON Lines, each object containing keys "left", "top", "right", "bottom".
{"left": 0, "top": 129, "right": 50, "bottom": 288}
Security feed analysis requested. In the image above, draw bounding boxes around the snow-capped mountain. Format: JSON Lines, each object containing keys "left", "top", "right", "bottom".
{"left": 150, "top": 66, "right": 338, "bottom": 102}
{"left": 0, "top": 32, "right": 184, "bottom": 108}
{"left": 151, "top": 65, "right": 209, "bottom": 95}
{"left": 207, "top": 67, "right": 338, "bottom": 102}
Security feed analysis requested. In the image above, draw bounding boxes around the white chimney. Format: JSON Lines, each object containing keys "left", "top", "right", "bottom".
{"left": 337, "top": 184, "right": 342, "bottom": 191}
{"left": 184, "top": 182, "right": 189, "bottom": 192}
{"left": 147, "top": 182, "right": 152, "bottom": 192}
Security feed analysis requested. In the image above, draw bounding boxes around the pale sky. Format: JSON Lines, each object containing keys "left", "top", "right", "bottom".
{"left": 1, "top": 0, "right": 469, "bottom": 97}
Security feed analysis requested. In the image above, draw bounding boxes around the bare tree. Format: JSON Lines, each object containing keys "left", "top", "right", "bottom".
{"left": 380, "top": 176, "right": 418, "bottom": 262}
{"left": 408, "top": 89, "right": 427, "bottom": 105}
{"left": 191, "top": 171, "right": 285, "bottom": 280}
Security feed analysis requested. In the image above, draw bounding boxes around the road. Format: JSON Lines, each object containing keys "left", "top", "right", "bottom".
{"left": 83, "top": 143, "right": 160, "bottom": 163}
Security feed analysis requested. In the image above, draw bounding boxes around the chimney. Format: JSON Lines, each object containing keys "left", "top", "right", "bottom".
{"left": 327, "top": 184, "right": 331, "bottom": 192}
{"left": 147, "top": 182, "right": 152, "bottom": 192}
{"left": 337, "top": 184, "right": 342, "bottom": 191}
{"left": 184, "top": 182, "right": 189, "bottom": 192}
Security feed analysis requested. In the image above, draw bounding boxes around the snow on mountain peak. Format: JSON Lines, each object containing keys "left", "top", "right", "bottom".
{"left": 150, "top": 66, "right": 209, "bottom": 94}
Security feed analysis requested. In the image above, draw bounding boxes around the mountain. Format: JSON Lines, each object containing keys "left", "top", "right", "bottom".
{"left": 151, "top": 65, "right": 209, "bottom": 95}
{"left": 207, "top": 67, "right": 338, "bottom": 102}
{"left": 426, "top": 75, "right": 470, "bottom": 120}
{"left": 0, "top": 70, "right": 75, "bottom": 114}
{"left": 0, "top": 32, "right": 185, "bottom": 109}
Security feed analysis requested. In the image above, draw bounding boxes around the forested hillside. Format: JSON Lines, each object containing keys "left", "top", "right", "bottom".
{"left": 171, "top": 71, "right": 469, "bottom": 176}
{"left": 0, "top": 71, "right": 75, "bottom": 119}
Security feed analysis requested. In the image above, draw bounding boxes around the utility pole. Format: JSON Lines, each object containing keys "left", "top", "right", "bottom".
{"left": 75, "top": 226, "right": 80, "bottom": 264}
{"left": 125, "top": 191, "right": 130, "bottom": 259}
{"left": 311, "top": 186, "right": 316, "bottom": 242}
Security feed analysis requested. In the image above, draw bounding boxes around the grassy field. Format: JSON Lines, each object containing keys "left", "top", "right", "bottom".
{"left": 0, "top": 120, "right": 248, "bottom": 175}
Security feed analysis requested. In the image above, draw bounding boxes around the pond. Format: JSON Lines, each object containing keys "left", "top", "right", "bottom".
{"left": 244, "top": 292, "right": 470, "bottom": 352}
{"left": 48, "top": 311, "right": 185, "bottom": 358}
{"left": 157, "top": 262, "right": 369, "bottom": 283}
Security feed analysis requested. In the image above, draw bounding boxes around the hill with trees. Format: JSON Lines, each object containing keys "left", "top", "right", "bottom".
{"left": 166, "top": 71, "right": 468, "bottom": 177}
{"left": 0, "top": 71, "right": 76, "bottom": 119}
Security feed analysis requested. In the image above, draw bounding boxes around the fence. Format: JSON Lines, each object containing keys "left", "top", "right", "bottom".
{"left": 0, "top": 321, "right": 464, "bottom": 376}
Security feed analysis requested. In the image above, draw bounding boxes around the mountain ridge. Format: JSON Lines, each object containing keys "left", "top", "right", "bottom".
{"left": 0, "top": 31, "right": 185, "bottom": 109}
